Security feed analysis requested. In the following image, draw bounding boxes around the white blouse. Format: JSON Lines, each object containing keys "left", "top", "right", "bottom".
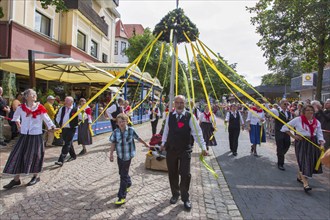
{"left": 199, "top": 112, "right": 214, "bottom": 124}
{"left": 12, "top": 103, "right": 55, "bottom": 135}
{"left": 78, "top": 106, "right": 92, "bottom": 123}
{"left": 280, "top": 117, "right": 325, "bottom": 143}
{"left": 246, "top": 110, "right": 265, "bottom": 125}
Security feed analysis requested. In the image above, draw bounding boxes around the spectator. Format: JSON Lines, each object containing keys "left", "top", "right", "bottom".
{"left": 44, "top": 95, "right": 57, "bottom": 147}
{"left": 0, "top": 87, "right": 10, "bottom": 146}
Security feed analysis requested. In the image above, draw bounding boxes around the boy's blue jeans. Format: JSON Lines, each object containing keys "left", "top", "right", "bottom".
{"left": 117, "top": 157, "right": 132, "bottom": 199}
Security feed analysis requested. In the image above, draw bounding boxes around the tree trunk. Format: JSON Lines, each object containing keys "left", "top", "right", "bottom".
{"left": 315, "top": 37, "right": 325, "bottom": 101}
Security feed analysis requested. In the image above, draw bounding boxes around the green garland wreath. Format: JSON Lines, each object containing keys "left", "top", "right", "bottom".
{"left": 153, "top": 8, "right": 199, "bottom": 43}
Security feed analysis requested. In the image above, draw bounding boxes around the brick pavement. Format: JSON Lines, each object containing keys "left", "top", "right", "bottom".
{"left": 0, "top": 120, "right": 241, "bottom": 220}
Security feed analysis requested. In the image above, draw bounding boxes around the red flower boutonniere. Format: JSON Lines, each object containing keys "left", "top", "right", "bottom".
{"left": 177, "top": 121, "right": 184, "bottom": 128}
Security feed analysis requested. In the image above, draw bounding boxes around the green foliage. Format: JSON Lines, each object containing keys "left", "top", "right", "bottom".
{"left": 40, "top": 0, "right": 67, "bottom": 13}
{"left": 153, "top": 8, "right": 199, "bottom": 43}
{"left": 126, "top": 28, "right": 176, "bottom": 97}
{"left": 248, "top": 0, "right": 330, "bottom": 99}
{"left": 189, "top": 54, "right": 248, "bottom": 100}
{"left": 37, "top": 89, "right": 56, "bottom": 104}
{"left": 0, "top": 6, "right": 4, "bottom": 19}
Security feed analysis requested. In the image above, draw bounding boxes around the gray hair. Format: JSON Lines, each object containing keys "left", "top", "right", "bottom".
{"left": 311, "top": 100, "right": 321, "bottom": 107}
{"left": 174, "top": 95, "right": 186, "bottom": 102}
{"left": 279, "top": 99, "right": 287, "bottom": 105}
{"left": 23, "top": 89, "right": 37, "bottom": 101}
{"left": 65, "top": 96, "right": 74, "bottom": 103}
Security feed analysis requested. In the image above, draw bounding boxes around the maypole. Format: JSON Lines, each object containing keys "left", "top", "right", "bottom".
{"left": 168, "top": 0, "right": 179, "bottom": 111}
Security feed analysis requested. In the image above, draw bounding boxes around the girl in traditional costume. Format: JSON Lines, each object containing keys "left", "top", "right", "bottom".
{"left": 77, "top": 98, "right": 93, "bottom": 155}
{"left": 199, "top": 105, "right": 217, "bottom": 150}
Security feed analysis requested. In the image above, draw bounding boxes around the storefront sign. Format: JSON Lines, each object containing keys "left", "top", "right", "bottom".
{"left": 302, "top": 74, "right": 313, "bottom": 86}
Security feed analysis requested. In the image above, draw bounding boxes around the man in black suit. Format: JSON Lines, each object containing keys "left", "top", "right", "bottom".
{"left": 161, "top": 95, "right": 208, "bottom": 211}
{"left": 55, "top": 96, "right": 79, "bottom": 166}
{"left": 269, "top": 99, "right": 292, "bottom": 170}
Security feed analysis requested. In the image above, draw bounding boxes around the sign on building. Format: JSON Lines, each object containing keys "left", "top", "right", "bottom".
{"left": 302, "top": 73, "right": 313, "bottom": 86}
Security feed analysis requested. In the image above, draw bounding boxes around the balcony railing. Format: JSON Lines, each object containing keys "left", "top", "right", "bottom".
{"left": 64, "top": 0, "right": 108, "bottom": 36}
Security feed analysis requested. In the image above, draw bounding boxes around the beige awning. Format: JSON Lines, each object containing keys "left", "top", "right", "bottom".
{"left": 0, "top": 58, "right": 122, "bottom": 84}
{"left": 90, "top": 63, "right": 163, "bottom": 89}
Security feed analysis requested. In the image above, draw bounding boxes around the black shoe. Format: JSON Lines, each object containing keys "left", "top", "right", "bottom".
{"left": 170, "top": 196, "right": 179, "bottom": 204}
{"left": 233, "top": 152, "right": 237, "bottom": 156}
{"left": 55, "top": 161, "right": 63, "bottom": 166}
{"left": 278, "top": 165, "right": 285, "bottom": 171}
{"left": 183, "top": 200, "right": 192, "bottom": 211}
{"left": 27, "top": 176, "right": 40, "bottom": 186}
{"left": 66, "top": 157, "right": 76, "bottom": 162}
{"left": 78, "top": 149, "right": 87, "bottom": 156}
{"left": 0, "top": 141, "right": 7, "bottom": 146}
{"left": 3, "top": 179, "right": 21, "bottom": 189}
{"left": 304, "top": 185, "right": 312, "bottom": 193}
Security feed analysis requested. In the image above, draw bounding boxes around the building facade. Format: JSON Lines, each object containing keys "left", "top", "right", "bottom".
{"left": 114, "top": 19, "right": 129, "bottom": 63}
{"left": 291, "top": 67, "right": 330, "bottom": 102}
{"left": 0, "top": 0, "right": 120, "bottom": 62}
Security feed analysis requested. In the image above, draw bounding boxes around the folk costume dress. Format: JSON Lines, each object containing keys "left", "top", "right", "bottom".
{"left": 3, "top": 103, "right": 55, "bottom": 174}
{"left": 77, "top": 106, "right": 93, "bottom": 146}
{"left": 281, "top": 116, "right": 324, "bottom": 177}
{"left": 199, "top": 112, "right": 217, "bottom": 148}
{"left": 246, "top": 107, "right": 266, "bottom": 145}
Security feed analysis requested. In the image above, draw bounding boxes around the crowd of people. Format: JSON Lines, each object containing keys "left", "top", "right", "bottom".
{"left": 1, "top": 86, "right": 330, "bottom": 210}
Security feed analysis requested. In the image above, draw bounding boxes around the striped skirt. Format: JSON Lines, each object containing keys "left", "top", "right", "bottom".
{"left": 3, "top": 134, "right": 44, "bottom": 175}
{"left": 78, "top": 120, "right": 92, "bottom": 145}
{"left": 295, "top": 139, "right": 322, "bottom": 177}
{"left": 200, "top": 122, "right": 217, "bottom": 146}
{"left": 249, "top": 124, "right": 266, "bottom": 145}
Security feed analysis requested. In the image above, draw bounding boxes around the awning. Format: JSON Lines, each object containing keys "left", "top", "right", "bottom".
{"left": 90, "top": 63, "right": 163, "bottom": 89}
{"left": 0, "top": 58, "right": 122, "bottom": 84}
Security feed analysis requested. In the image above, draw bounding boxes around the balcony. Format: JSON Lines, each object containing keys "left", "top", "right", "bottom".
{"left": 96, "top": 0, "right": 119, "bottom": 8}
{"left": 64, "top": 0, "right": 108, "bottom": 36}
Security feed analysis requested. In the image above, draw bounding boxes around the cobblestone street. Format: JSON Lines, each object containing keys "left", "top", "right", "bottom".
{"left": 0, "top": 119, "right": 241, "bottom": 220}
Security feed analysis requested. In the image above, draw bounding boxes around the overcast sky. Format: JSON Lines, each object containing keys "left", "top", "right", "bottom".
{"left": 117, "top": 0, "right": 269, "bottom": 86}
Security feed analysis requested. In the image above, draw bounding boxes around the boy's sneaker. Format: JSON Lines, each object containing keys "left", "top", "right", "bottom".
{"left": 126, "top": 187, "right": 130, "bottom": 192}
{"left": 114, "top": 198, "right": 126, "bottom": 205}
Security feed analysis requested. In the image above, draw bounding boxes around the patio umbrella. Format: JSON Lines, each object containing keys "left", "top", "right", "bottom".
{"left": 0, "top": 58, "right": 122, "bottom": 84}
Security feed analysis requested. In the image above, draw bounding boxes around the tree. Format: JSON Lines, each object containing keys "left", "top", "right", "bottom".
{"left": 248, "top": 0, "right": 330, "bottom": 100}
{"left": 125, "top": 28, "right": 186, "bottom": 101}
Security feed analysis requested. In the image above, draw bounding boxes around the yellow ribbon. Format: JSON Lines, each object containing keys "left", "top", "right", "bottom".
{"left": 171, "top": 42, "right": 218, "bottom": 179}
{"left": 188, "top": 35, "right": 324, "bottom": 170}
{"left": 54, "top": 32, "right": 163, "bottom": 139}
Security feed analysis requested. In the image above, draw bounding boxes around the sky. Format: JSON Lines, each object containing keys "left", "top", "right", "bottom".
{"left": 117, "top": 0, "right": 269, "bottom": 86}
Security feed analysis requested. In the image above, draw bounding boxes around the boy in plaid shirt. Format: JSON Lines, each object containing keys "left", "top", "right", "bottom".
{"left": 109, "top": 113, "right": 149, "bottom": 205}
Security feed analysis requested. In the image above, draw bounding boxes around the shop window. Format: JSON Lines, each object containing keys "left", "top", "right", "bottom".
{"left": 77, "top": 31, "right": 86, "bottom": 51}
{"left": 91, "top": 40, "right": 98, "bottom": 58}
{"left": 35, "top": 11, "right": 51, "bottom": 37}
{"left": 115, "top": 41, "right": 118, "bottom": 55}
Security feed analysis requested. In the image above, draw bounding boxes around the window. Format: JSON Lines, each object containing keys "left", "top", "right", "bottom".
{"left": 77, "top": 31, "right": 86, "bottom": 51}
{"left": 114, "top": 41, "right": 118, "bottom": 55}
{"left": 121, "top": 42, "right": 126, "bottom": 55}
{"left": 91, "top": 40, "right": 98, "bottom": 58}
{"left": 102, "top": 53, "right": 108, "bottom": 63}
{"left": 35, "top": 11, "right": 51, "bottom": 36}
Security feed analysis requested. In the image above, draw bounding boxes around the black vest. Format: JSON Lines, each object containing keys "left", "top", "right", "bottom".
{"left": 149, "top": 107, "right": 159, "bottom": 120}
{"left": 59, "top": 106, "right": 79, "bottom": 128}
{"left": 166, "top": 112, "right": 192, "bottom": 151}
{"left": 275, "top": 110, "right": 291, "bottom": 132}
{"left": 111, "top": 102, "right": 122, "bottom": 119}
{"left": 228, "top": 112, "right": 240, "bottom": 129}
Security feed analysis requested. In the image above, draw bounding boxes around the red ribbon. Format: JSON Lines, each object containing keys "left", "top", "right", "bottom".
{"left": 251, "top": 107, "right": 263, "bottom": 113}
{"left": 301, "top": 115, "right": 317, "bottom": 139}
{"left": 21, "top": 103, "right": 47, "bottom": 118}
{"left": 204, "top": 112, "right": 211, "bottom": 121}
